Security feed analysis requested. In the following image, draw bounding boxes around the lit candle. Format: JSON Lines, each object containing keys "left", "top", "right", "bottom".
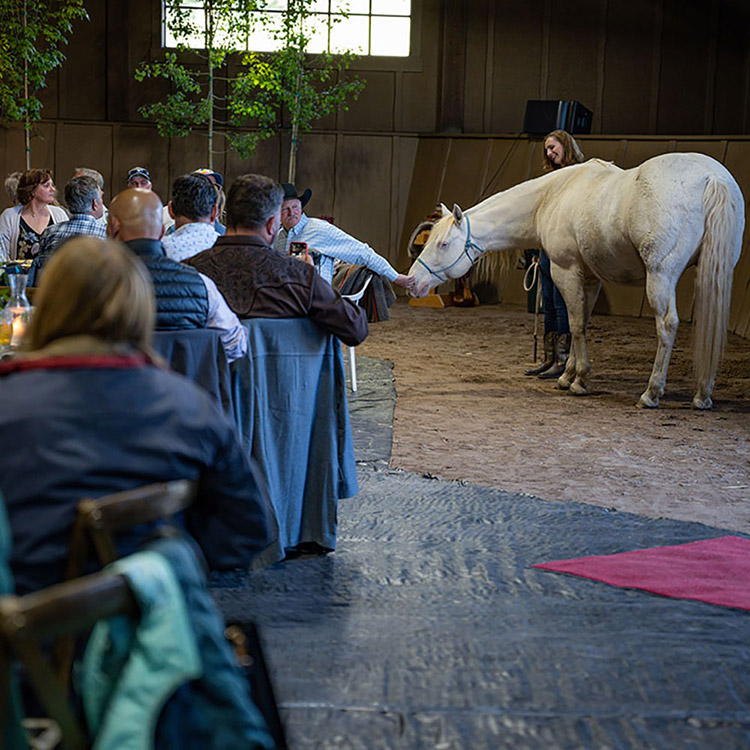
{"left": 10, "top": 315, "right": 26, "bottom": 347}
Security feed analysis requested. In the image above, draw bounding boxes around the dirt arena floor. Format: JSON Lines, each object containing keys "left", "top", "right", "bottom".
{"left": 357, "top": 298, "right": 750, "bottom": 533}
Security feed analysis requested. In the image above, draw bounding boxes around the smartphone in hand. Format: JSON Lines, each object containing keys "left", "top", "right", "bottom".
{"left": 289, "top": 241, "right": 309, "bottom": 261}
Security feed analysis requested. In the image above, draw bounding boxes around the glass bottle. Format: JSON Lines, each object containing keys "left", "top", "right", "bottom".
{"left": 0, "top": 267, "right": 32, "bottom": 353}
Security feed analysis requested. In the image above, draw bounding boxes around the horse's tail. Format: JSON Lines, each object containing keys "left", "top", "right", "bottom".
{"left": 693, "top": 175, "right": 744, "bottom": 394}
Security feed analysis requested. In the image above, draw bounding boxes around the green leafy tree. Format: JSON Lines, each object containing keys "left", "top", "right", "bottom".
{"left": 136, "top": 0, "right": 364, "bottom": 178}
{"left": 233, "top": 0, "right": 365, "bottom": 182}
{"left": 135, "top": 0, "right": 258, "bottom": 170}
{"left": 0, "top": 0, "right": 89, "bottom": 169}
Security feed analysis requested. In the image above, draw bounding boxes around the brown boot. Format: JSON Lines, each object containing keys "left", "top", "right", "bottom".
{"left": 539, "top": 332, "right": 570, "bottom": 379}
{"left": 525, "top": 332, "right": 556, "bottom": 376}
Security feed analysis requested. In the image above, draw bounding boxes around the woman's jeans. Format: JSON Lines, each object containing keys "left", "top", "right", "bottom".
{"left": 539, "top": 250, "right": 570, "bottom": 336}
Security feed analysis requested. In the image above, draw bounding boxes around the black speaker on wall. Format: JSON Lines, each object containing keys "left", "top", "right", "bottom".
{"left": 523, "top": 100, "right": 592, "bottom": 135}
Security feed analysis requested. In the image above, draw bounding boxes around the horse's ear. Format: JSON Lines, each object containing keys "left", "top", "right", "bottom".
{"left": 452, "top": 204, "right": 463, "bottom": 225}
{"left": 439, "top": 203, "right": 451, "bottom": 217}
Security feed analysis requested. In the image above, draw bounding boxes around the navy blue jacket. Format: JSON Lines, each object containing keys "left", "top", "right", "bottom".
{"left": 0, "top": 354, "right": 278, "bottom": 595}
{"left": 125, "top": 238, "right": 209, "bottom": 330}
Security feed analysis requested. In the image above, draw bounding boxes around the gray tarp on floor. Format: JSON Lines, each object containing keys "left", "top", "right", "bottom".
{"left": 211, "top": 357, "right": 750, "bottom": 750}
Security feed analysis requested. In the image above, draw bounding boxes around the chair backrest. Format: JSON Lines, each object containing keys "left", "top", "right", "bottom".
{"left": 59, "top": 481, "right": 197, "bottom": 693}
{"left": 0, "top": 572, "right": 138, "bottom": 750}
{"left": 341, "top": 273, "right": 372, "bottom": 304}
{"left": 66, "top": 480, "right": 198, "bottom": 581}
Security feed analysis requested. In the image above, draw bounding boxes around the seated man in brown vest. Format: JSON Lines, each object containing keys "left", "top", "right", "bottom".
{"left": 186, "top": 174, "right": 367, "bottom": 347}
{"left": 107, "top": 188, "right": 247, "bottom": 361}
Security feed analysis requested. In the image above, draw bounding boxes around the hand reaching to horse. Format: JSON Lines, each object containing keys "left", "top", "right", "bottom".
{"left": 393, "top": 274, "right": 416, "bottom": 291}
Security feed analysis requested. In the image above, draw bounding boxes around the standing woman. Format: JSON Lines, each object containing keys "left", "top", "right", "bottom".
{"left": 0, "top": 169, "right": 68, "bottom": 263}
{"left": 525, "top": 130, "right": 585, "bottom": 378}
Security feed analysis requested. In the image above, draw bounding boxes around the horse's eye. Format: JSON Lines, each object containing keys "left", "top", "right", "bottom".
{"left": 439, "top": 241, "right": 447, "bottom": 249}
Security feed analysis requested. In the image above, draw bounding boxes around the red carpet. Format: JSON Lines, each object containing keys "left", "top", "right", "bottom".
{"left": 533, "top": 535, "right": 750, "bottom": 611}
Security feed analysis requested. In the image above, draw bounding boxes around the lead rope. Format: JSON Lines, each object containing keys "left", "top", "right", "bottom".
{"left": 523, "top": 256, "right": 542, "bottom": 362}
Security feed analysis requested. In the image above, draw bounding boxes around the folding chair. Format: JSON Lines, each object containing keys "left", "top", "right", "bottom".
{"left": 0, "top": 572, "right": 138, "bottom": 750}
{"left": 341, "top": 273, "right": 373, "bottom": 393}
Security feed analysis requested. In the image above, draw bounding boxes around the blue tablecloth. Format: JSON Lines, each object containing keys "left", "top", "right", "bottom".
{"left": 230, "top": 318, "right": 358, "bottom": 553}
{"left": 153, "top": 329, "right": 232, "bottom": 418}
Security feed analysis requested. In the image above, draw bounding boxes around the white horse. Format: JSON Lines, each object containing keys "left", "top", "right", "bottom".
{"left": 409, "top": 153, "right": 745, "bottom": 409}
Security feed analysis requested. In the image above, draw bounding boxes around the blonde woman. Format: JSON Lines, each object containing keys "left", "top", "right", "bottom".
{"left": 525, "top": 130, "right": 585, "bottom": 378}
{"left": 0, "top": 236, "right": 277, "bottom": 594}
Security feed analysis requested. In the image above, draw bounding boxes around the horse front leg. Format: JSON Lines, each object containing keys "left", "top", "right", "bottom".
{"left": 638, "top": 272, "right": 679, "bottom": 408}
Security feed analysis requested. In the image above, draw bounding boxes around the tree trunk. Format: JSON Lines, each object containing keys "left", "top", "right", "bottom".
{"left": 206, "top": 5, "right": 214, "bottom": 170}
{"left": 287, "top": 49, "right": 303, "bottom": 183}
{"left": 287, "top": 119, "right": 299, "bottom": 184}
{"left": 23, "top": 0, "right": 31, "bottom": 169}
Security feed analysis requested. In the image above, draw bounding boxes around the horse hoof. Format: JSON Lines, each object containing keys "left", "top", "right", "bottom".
{"left": 692, "top": 396, "right": 713, "bottom": 410}
{"left": 637, "top": 394, "right": 659, "bottom": 409}
{"left": 555, "top": 378, "right": 570, "bottom": 391}
{"left": 569, "top": 381, "right": 588, "bottom": 396}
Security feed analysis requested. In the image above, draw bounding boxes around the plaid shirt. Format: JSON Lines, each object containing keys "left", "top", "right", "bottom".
{"left": 39, "top": 214, "right": 107, "bottom": 256}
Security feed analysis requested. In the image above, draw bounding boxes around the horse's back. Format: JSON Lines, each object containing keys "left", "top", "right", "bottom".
{"left": 636, "top": 152, "right": 740, "bottom": 194}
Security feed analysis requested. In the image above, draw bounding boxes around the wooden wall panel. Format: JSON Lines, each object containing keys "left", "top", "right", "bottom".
{"left": 463, "top": 0, "right": 490, "bottom": 133}
{"left": 601, "top": 0, "right": 656, "bottom": 134}
{"left": 127, "top": 0, "right": 160, "bottom": 124}
{"left": 338, "top": 72, "right": 395, "bottom": 132}
{"left": 164, "top": 132, "right": 218, "bottom": 200}
{"left": 657, "top": 0, "right": 714, "bottom": 134}
{"left": 0, "top": 125, "right": 28, "bottom": 199}
{"left": 225, "top": 134, "right": 282, "bottom": 184}
{"left": 619, "top": 140, "right": 672, "bottom": 169}
{"left": 286, "top": 134, "right": 338, "bottom": 217}
{"left": 399, "top": 138, "right": 450, "bottom": 254}
{"left": 28, "top": 124, "right": 58, "bottom": 174}
{"left": 713, "top": 2, "right": 750, "bottom": 134}
{"left": 546, "top": 0, "right": 602, "bottom": 119}
{"left": 490, "top": 0, "right": 546, "bottom": 134}
{"left": 38, "top": 73, "right": 59, "bottom": 123}
{"left": 722, "top": 141, "right": 750, "bottom": 334}
{"left": 24, "top": 0, "right": 750, "bottom": 148}
{"left": 391, "top": 136, "right": 420, "bottom": 271}
{"left": 675, "top": 267, "right": 697, "bottom": 323}
{"left": 439, "top": 140, "right": 493, "bottom": 210}
{"left": 400, "top": 70, "right": 438, "bottom": 132}
{"left": 54, "top": 124, "right": 114, "bottom": 203}
{"left": 674, "top": 140, "right": 728, "bottom": 160}
{"left": 59, "top": 0, "right": 107, "bottom": 121}
{"left": 481, "top": 139, "right": 539, "bottom": 197}
{"left": 577, "top": 138, "right": 625, "bottom": 164}
{"left": 334, "top": 135, "right": 393, "bottom": 260}
{"left": 595, "top": 283, "right": 646, "bottom": 318}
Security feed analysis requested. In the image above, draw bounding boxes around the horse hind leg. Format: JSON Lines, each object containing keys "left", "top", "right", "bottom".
{"left": 638, "top": 272, "right": 680, "bottom": 409}
{"left": 557, "top": 278, "right": 601, "bottom": 395}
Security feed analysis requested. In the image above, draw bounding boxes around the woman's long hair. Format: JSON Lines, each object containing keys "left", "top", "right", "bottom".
{"left": 542, "top": 130, "right": 585, "bottom": 171}
{"left": 26, "top": 236, "right": 156, "bottom": 355}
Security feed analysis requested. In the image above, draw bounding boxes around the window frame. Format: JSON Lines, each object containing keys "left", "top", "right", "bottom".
{"left": 154, "top": 0, "right": 424, "bottom": 73}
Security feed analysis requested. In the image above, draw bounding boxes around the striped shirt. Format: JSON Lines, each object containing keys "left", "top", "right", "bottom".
{"left": 274, "top": 214, "right": 398, "bottom": 285}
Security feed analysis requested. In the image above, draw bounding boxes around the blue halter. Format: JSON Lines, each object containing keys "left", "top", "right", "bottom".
{"left": 416, "top": 215, "right": 485, "bottom": 283}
